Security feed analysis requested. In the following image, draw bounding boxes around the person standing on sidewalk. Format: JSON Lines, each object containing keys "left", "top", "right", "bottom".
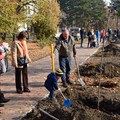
{"left": 96, "top": 29, "right": 101, "bottom": 47}
{"left": 0, "top": 46, "right": 10, "bottom": 107}
{"left": 54, "top": 29, "right": 76, "bottom": 87}
{"left": 101, "top": 29, "right": 106, "bottom": 43}
{"left": 0, "top": 90, "right": 10, "bottom": 107}
{"left": 11, "top": 31, "right": 31, "bottom": 94}
{"left": 87, "top": 30, "right": 92, "bottom": 48}
{"left": 0, "top": 46, "right": 6, "bottom": 73}
{"left": 80, "top": 27, "right": 85, "bottom": 47}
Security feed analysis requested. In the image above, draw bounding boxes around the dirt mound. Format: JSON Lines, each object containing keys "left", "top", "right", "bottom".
{"left": 22, "top": 83, "right": 120, "bottom": 120}
{"left": 79, "top": 62, "right": 120, "bottom": 78}
{"left": 94, "top": 43, "right": 120, "bottom": 57}
{"left": 21, "top": 43, "right": 120, "bottom": 120}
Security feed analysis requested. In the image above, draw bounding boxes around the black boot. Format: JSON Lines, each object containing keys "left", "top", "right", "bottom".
{"left": 0, "top": 103, "right": 4, "bottom": 107}
{"left": 0, "top": 93, "right": 10, "bottom": 103}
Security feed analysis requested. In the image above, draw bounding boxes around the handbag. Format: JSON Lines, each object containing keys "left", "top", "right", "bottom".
{"left": 17, "top": 56, "right": 28, "bottom": 66}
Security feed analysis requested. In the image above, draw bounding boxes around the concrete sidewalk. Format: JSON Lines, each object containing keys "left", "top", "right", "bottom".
{"left": 0, "top": 43, "right": 99, "bottom": 120}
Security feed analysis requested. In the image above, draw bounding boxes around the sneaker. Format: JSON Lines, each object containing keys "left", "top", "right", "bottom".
{"left": 46, "top": 97, "right": 57, "bottom": 102}
{"left": 51, "top": 97, "right": 57, "bottom": 102}
{"left": 47, "top": 97, "right": 57, "bottom": 102}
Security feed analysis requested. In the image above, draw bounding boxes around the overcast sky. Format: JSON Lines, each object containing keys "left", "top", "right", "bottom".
{"left": 104, "top": 0, "right": 111, "bottom": 6}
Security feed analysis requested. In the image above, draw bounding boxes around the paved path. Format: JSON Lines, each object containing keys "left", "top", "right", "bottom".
{"left": 0, "top": 43, "right": 99, "bottom": 120}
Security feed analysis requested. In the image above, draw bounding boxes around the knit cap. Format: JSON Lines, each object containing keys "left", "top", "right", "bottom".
{"left": 55, "top": 68, "right": 63, "bottom": 77}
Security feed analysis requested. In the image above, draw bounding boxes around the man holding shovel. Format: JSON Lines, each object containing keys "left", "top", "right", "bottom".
{"left": 54, "top": 29, "right": 76, "bottom": 87}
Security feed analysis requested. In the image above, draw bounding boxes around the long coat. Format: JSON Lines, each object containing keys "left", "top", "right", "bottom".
{"left": 11, "top": 40, "right": 31, "bottom": 68}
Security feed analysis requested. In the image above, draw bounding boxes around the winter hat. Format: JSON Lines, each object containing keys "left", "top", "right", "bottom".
{"left": 55, "top": 68, "right": 63, "bottom": 77}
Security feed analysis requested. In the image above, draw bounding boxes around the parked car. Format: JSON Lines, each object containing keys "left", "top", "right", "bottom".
{"left": 69, "top": 27, "right": 81, "bottom": 41}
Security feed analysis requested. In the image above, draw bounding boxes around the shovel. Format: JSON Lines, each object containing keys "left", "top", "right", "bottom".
{"left": 39, "top": 108, "right": 59, "bottom": 120}
{"left": 74, "top": 57, "right": 86, "bottom": 86}
{"left": 58, "top": 88, "right": 72, "bottom": 107}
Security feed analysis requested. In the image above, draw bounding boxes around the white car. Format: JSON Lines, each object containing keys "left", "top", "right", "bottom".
{"left": 69, "top": 27, "right": 81, "bottom": 41}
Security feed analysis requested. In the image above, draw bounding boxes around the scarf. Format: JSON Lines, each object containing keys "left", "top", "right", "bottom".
{"left": 20, "top": 41, "right": 26, "bottom": 56}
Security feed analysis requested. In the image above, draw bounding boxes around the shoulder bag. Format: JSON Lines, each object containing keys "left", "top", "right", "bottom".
{"left": 17, "top": 56, "right": 28, "bottom": 66}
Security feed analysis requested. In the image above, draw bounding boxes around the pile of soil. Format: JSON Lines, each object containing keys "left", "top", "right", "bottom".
{"left": 21, "top": 43, "right": 120, "bottom": 120}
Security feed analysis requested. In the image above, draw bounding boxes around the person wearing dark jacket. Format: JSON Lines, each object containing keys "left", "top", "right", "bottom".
{"left": 87, "top": 30, "right": 92, "bottom": 48}
{"left": 44, "top": 69, "right": 63, "bottom": 101}
{"left": 54, "top": 29, "right": 76, "bottom": 87}
{"left": 80, "top": 27, "right": 85, "bottom": 47}
{"left": 0, "top": 90, "right": 10, "bottom": 107}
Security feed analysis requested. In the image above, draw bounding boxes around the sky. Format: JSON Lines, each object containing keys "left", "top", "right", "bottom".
{"left": 104, "top": 0, "right": 111, "bottom": 6}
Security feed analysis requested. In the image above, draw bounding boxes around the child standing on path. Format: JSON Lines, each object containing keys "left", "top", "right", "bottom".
{"left": 44, "top": 69, "right": 63, "bottom": 101}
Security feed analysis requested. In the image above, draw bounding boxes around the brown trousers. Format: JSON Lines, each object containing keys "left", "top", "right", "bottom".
{"left": 15, "top": 64, "right": 28, "bottom": 91}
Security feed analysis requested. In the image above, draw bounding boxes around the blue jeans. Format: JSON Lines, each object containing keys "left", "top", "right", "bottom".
{"left": 0, "top": 59, "right": 6, "bottom": 73}
{"left": 97, "top": 38, "right": 100, "bottom": 46}
{"left": 49, "top": 90, "right": 54, "bottom": 99}
{"left": 59, "top": 55, "right": 71, "bottom": 84}
{"left": 45, "top": 86, "right": 55, "bottom": 99}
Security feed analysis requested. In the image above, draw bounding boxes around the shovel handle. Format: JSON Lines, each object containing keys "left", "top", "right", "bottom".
{"left": 59, "top": 88, "right": 66, "bottom": 100}
{"left": 74, "top": 57, "right": 86, "bottom": 86}
{"left": 74, "top": 57, "right": 81, "bottom": 78}
{"left": 39, "top": 108, "right": 59, "bottom": 120}
{"left": 50, "top": 44, "right": 55, "bottom": 72}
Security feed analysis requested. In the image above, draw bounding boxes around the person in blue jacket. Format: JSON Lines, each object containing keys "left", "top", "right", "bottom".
{"left": 44, "top": 69, "right": 63, "bottom": 101}
{"left": 96, "top": 29, "right": 101, "bottom": 47}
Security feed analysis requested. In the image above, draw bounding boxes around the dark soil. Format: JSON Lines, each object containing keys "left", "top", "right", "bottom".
{"left": 21, "top": 43, "right": 120, "bottom": 120}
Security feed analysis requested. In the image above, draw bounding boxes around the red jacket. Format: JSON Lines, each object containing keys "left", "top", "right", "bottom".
{"left": 0, "top": 54, "right": 4, "bottom": 60}
{"left": 101, "top": 30, "right": 106, "bottom": 37}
